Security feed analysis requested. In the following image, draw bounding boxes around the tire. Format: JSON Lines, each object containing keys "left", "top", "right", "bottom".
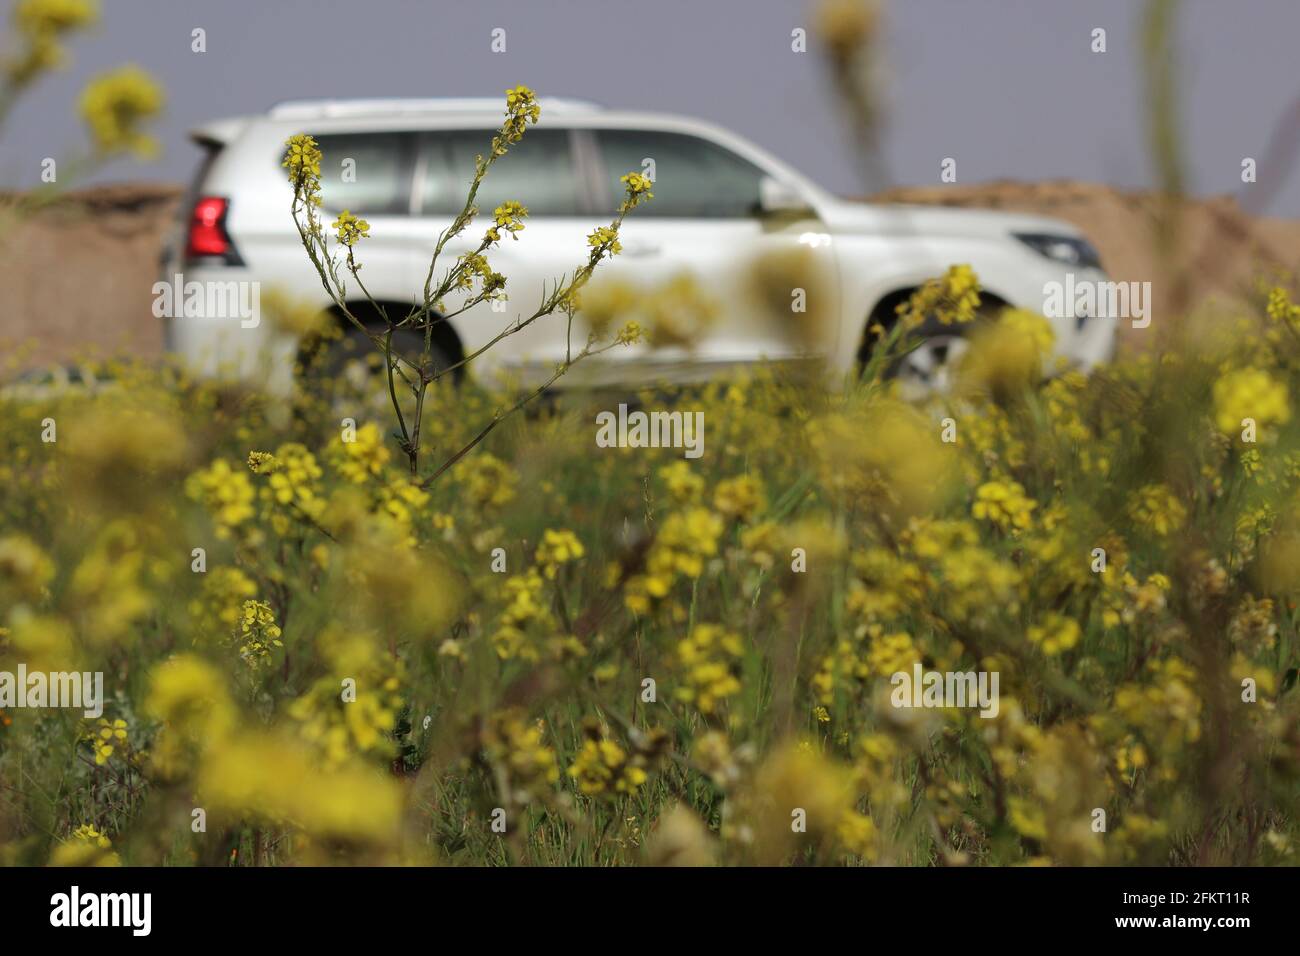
{"left": 888, "top": 320, "right": 972, "bottom": 400}
{"left": 303, "top": 326, "right": 454, "bottom": 418}
{"left": 864, "top": 300, "right": 1002, "bottom": 400}
{"left": 322, "top": 327, "right": 450, "bottom": 381}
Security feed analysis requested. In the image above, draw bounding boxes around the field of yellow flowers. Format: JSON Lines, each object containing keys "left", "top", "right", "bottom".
{"left": 3, "top": 0, "right": 1300, "bottom": 870}
{"left": 3, "top": 274, "right": 1300, "bottom": 867}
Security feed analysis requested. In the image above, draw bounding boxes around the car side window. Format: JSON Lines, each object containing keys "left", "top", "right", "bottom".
{"left": 595, "top": 129, "right": 766, "bottom": 218}
{"left": 312, "top": 132, "right": 414, "bottom": 216}
{"left": 420, "top": 128, "right": 581, "bottom": 217}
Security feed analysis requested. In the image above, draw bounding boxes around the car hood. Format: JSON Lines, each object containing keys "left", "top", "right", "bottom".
{"left": 816, "top": 198, "right": 1085, "bottom": 242}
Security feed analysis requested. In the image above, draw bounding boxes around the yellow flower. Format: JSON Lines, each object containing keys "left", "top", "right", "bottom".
{"left": 287, "top": 629, "right": 405, "bottom": 765}
{"left": 330, "top": 423, "right": 391, "bottom": 483}
{"left": 659, "top": 507, "right": 724, "bottom": 576}
{"left": 232, "top": 600, "right": 283, "bottom": 670}
{"left": 333, "top": 209, "right": 371, "bottom": 248}
{"left": 1108, "top": 657, "right": 1202, "bottom": 754}
{"left": 246, "top": 451, "right": 277, "bottom": 474}
{"left": 566, "top": 722, "right": 654, "bottom": 797}
{"left": 619, "top": 171, "right": 654, "bottom": 211}
{"left": 62, "top": 401, "right": 189, "bottom": 512}
{"left": 535, "top": 528, "right": 585, "bottom": 579}
{"left": 972, "top": 479, "right": 1037, "bottom": 532}
{"left": 71, "top": 823, "right": 111, "bottom": 848}
{"left": 190, "top": 566, "right": 258, "bottom": 630}
{"left": 500, "top": 85, "right": 541, "bottom": 147}
{"left": 1027, "top": 612, "right": 1081, "bottom": 655}
{"left": 260, "top": 442, "right": 326, "bottom": 532}
{"left": 462, "top": 452, "right": 517, "bottom": 508}
{"left": 809, "top": 399, "right": 953, "bottom": 521}
{"left": 492, "top": 569, "right": 552, "bottom": 661}
{"left": 186, "top": 459, "right": 256, "bottom": 537}
{"left": 0, "top": 533, "right": 55, "bottom": 604}
{"left": 486, "top": 200, "right": 528, "bottom": 242}
{"left": 587, "top": 224, "right": 623, "bottom": 260}
{"left": 675, "top": 623, "right": 744, "bottom": 714}
{"left": 144, "top": 655, "right": 235, "bottom": 741}
{"left": 814, "top": 0, "right": 880, "bottom": 59}
{"left": 623, "top": 502, "right": 726, "bottom": 613}
{"left": 283, "top": 133, "right": 323, "bottom": 194}
{"left": 745, "top": 742, "right": 868, "bottom": 861}
{"left": 68, "top": 523, "right": 152, "bottom": 644}
{"left": 615, "top": 320, "right": 643, "bottom": 346}
{"left": 376, "top": 478, "right": 429, "bottom": 532}
{"left": 660, "top": 460, "right": 704, "bottom": 504}
{"left": 836, "top": 810, "right": 879, "bottom": 860}
{"left": 197, "top": 731, "right": 404, "bottom": 847}
{"left": 865, "top": 630, "right": 919, "bottom": 677}
{"left": 79, "top": 65, "right": 164, "bottom": 158}
{"left": 1008, "top": 796, "right": 1048, "bottom": 841}
{"left": 484, "top": 710, "right": 560, "bottom": 804}
{"left": 14, "top": 0, "right": 98, "bottom": 35}
{"left": 620, "top": 171, "right": 654, "bottom": 198}
{"left": 1127, "top": 484, "right": 1186, "bottom": 536}
{"left": 6, "top": 0, "right": 98, "bottom": 87}
{"left": 998, "top": 307, "right": 1056, "bottom": 353}
{"left": 85, "top": 717, "right": 128, "bottom": 764}
{"left": 144, "top": 655, "right": 238, "bottom": 777}
{"left": 1212, "top": 367, "right": 1290, "bottom": 437}
{"left": 455, "top": 251, "right": 507, "bottom": 299}
{"left": 713, "top": 475, "right": 766, "bottom": 520}
{"left": 896, "top": 264, "right": 982, "bottom": 327}
{"left": 1265, "top": 286, "right": 1300, "bottom": 326}
{"left": 51, "top": 824, "right": 120, "bottom": 867}
{"left": 957, "top": 309, "right": 1056, "bottom": 399}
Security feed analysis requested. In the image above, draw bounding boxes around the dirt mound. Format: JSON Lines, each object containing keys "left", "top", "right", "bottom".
{"left": 0, "top": 183, "right": 183, "bottom": 370}
{"left": 2, "top": 180, "right": 1297, "bottom": 371}
{"left": 871, "top": 181, "right": 1300, "bottom": 346}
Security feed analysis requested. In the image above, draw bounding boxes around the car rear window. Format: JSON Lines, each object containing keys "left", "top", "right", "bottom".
{"left": 183, "top": 142, "right": 222, "bottom": 209}
{"left": 312, "top": 132, "right": 415, "bottom": 216}
{"left": 419, "top": 128, "right": 581, "bottom": 217}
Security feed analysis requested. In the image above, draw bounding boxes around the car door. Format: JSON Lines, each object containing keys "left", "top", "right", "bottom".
{"left": 414, "top": 126, "right": 592, "bottom": 385}
{"left": 574, "top": 127, "right": 835, "bottom": 385}
{"left": 313, "top": 131, "right": 421, "bottom": 306}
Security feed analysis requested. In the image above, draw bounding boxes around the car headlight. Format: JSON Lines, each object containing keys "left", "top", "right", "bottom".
{"left": 1014, "top": 232, "right": 1103, "bottom": 271}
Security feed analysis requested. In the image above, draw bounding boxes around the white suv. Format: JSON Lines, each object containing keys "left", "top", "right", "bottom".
{"left": 161, "top": 97, "right": 1117, "bottom": 395}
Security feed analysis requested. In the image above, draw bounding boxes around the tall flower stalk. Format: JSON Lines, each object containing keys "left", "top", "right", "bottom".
{"left": 285, "top": 86, "right": 653, "bottom": 478}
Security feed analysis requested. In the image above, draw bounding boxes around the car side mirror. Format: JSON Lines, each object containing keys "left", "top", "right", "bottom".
{"left": 758, "top": 176, "right": 812, "bottom": 216}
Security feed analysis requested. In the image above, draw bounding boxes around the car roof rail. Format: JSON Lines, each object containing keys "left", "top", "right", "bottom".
{"left": 266, "top": 97, "right": 602, "bottom": 119}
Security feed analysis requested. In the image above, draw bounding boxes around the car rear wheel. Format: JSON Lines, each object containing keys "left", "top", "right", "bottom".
{"left": 303, "top": 327, "right": 453, "bottom": 420}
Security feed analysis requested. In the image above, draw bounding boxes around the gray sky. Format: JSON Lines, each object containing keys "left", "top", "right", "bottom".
{"left": 4, "top": 0, "right": 1299, "bottom": 217}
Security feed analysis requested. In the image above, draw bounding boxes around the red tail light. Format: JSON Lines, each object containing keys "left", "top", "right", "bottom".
{"left": 185, "top": 196, "right": 233, "bottom": 259}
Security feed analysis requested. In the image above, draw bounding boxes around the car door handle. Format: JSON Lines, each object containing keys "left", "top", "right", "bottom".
{"left": 438, "top": 241, "right": 477, "bottom": 255}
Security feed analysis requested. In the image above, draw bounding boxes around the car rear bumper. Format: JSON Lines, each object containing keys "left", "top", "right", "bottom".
{"left": 159, "top": 267, "right": 298, "bottom": 395}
